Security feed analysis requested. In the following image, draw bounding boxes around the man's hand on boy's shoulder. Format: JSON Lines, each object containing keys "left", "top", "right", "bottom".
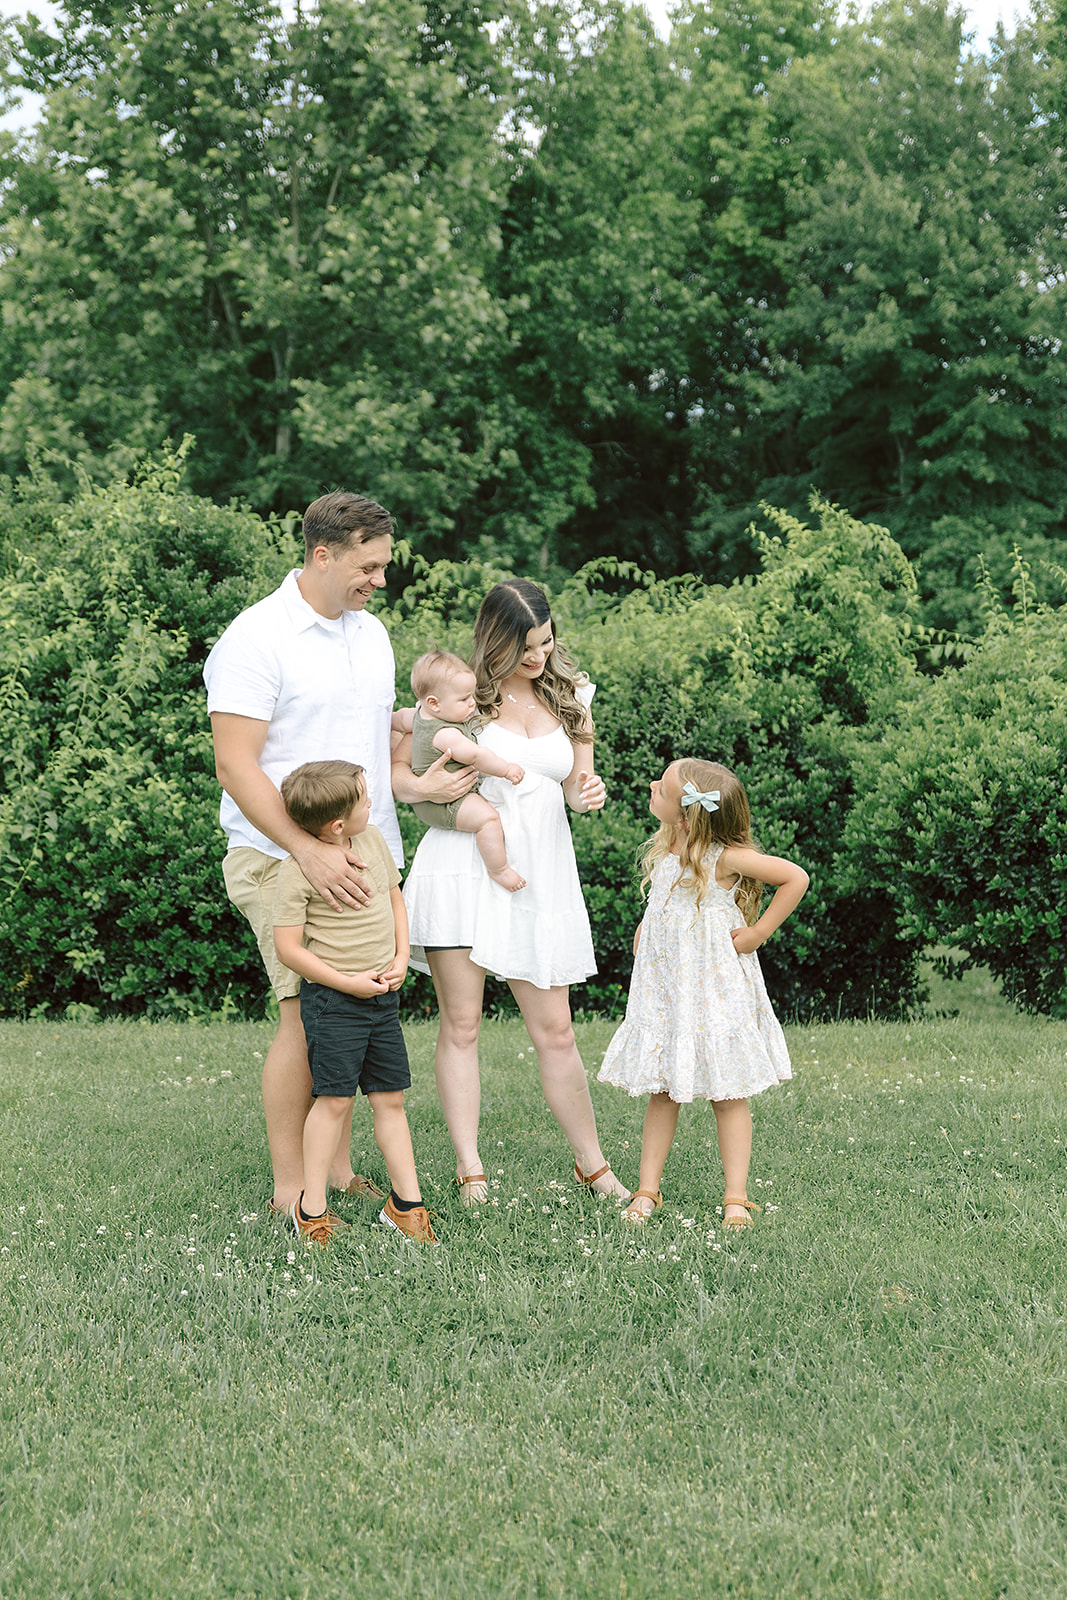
{"left": 294, "top": 835, "right": 372, "bottom": 910}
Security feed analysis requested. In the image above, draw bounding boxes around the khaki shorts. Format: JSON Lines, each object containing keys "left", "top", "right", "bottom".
{"left": 222, "top": 847, "right": 301, "bottom": 1002}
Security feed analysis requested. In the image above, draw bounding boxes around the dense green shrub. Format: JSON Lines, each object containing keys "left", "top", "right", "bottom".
{"left": 843, "top": 570, "right": 1067, "bottom": 1016}
{"left": 386, "top": 501, "right": 927, "bottom": 1019}
{"left": 558, "top": 503, "right": 926, "bottom": 1018}
{"left": 0, "top": 454, "right": 932, "bottom": 1021}
{"left": 0, "top": 446, "right": 299, "bottom": 1017}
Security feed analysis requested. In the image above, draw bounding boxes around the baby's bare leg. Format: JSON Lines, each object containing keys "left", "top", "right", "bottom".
{"left": 454, "top": 794, "right": 525, "bottom": 892}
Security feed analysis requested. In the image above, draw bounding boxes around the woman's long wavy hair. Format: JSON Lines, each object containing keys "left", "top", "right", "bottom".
{"left": 641, "top": 758, "right": 764, "bottom": 922}
{"left": 470, "top": 579, "right": 591, "bottom": 741}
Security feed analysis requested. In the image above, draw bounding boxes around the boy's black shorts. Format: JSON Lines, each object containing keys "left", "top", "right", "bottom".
{"left": 300, "top": 983, "right": 410, "bottom": 1099}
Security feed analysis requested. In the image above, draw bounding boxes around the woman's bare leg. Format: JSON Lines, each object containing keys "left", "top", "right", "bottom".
{"left": 508, "top": 978, "right": 629, "bottom": 1198}
{"left": 427, "top": 948, "right": 487, "bottom": 1184}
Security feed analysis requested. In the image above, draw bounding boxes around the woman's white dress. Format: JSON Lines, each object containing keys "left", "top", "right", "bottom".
{"left": 597, "top": 848, "right": 791, "bottom": 1102}
{"left": 403, "top": 721, "right": 597, "bottom": 990}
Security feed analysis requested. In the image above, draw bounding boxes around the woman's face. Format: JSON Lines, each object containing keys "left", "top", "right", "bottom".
{"left": 516, "top": 620, "right": 554, "bottom": 680}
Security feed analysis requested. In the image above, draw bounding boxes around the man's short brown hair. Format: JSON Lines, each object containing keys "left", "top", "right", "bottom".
{"left": 302, "top": 492, "right": 393, "bottom": 556}
{"left": 280, "top": 760, "right": 366, "bottom": 834}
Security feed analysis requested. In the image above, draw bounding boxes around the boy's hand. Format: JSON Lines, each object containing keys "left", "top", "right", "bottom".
{"left": 378, "top": 957, "right": 409, "bottom": 991}
{"left": 347, "top": 970, "right": 391, "bottom": 998}
{"left": 504, "top": 763, "right": 524, "bottom": 785}
{"left": 730, "top": 926, "right": 763, "bottom": 956}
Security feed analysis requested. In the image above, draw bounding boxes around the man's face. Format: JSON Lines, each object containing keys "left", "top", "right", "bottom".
{"left": 313, "top": 535, "right": 392, "bottom": 617}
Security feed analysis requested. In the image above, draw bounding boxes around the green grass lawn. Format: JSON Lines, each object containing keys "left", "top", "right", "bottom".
{"left": 1, "top": 1009, "right": 1065, "bottom": 1600}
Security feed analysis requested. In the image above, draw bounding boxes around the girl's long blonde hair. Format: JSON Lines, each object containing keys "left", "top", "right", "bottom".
{"left": 470, "top": 579, "right": 590, "bottom": 741}
{"left": 641, "top": 758, "right": 764, "bottom": 922}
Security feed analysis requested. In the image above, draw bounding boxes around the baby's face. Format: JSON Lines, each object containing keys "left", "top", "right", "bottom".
{"left": 430, "top": 669, "right": 478, "bottom": 724}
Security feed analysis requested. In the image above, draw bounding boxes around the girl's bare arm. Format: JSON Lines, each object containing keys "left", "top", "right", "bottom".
{"left": 720, "top": 846, "right": 809, "bottom": 953}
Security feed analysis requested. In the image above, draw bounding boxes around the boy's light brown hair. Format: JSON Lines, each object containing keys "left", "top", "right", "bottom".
{"left": 410, "top": 649, "right": 472, "bottom": 703}
{"left": 280, "top": 760, "right": 366, "bottom": 835}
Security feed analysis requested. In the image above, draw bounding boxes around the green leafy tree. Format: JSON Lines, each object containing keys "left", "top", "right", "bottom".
{"left": 737, "top": 0, "right": 1067, "bottom": 628}
{"left": 0, "top": 0, "right": 508, "bottom": 543}
{"left": 487, "top": 0, "right": 710, "bottom": 573}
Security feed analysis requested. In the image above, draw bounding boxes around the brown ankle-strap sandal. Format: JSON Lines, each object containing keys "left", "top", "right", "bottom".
{"left": 574, "top": 1161, "right": 611, "bottom": 1186}
{"left": 722, "top": 1195, "right": 760, "bottom": 1229}
{"left": 622, "top": 1188, "right": 663, "bottom": 1223}
{"left": 456, "top": 1173, "right": 488, "bottom": 1207}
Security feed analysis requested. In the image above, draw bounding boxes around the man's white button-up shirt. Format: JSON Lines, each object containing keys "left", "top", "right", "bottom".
{"left": 204, "top": 569, "right": 402, "bottom": 864}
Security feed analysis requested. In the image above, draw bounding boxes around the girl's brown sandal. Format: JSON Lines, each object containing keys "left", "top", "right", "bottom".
{"left": 722, "top": 1196, "right": 760, "bottom": 1230}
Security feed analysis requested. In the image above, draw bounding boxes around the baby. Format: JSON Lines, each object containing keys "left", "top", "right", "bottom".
{"left": 400, "top": 650, "right": 526, "bottom": 892}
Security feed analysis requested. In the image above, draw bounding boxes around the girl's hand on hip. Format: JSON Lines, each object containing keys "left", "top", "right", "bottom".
{"left": 731, "top": 926, "right": 763, "bottom": 956}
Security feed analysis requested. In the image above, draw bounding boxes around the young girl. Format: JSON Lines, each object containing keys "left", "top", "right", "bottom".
{"left": 598, "top": 758, "right": 808, "bottom": 1226}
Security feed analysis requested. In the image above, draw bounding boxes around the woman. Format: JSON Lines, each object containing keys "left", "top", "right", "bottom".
{"left": 399, "top": 579, "right": 630, "bottom": 1204}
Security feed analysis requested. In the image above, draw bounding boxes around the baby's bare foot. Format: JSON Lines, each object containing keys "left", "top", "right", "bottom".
{"left": 490, "top": 866, "right": 526, "bottom": 892}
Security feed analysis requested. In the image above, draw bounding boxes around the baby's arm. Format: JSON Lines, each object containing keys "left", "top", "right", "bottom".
{"left": 720, "top": 846, "right": 809, "bottom": 956}
{"left": 391, "top": 708, "right": 415, "bottom": 735}
{"left": 377, "top": 887, "right": 410, "bottom": 991}
{"left": 273, "top": 923, "right": 389, "bottom": 997}
{"left": 433, "top": 725, "right": 523, "bottom": 785}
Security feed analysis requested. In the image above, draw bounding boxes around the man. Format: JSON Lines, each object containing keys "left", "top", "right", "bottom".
{"left": 204, "top": 490, "right": 470, "bottom": 1214}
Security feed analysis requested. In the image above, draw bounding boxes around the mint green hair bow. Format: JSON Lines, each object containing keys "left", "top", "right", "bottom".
{"left": 680, "top": 781, "right": 720, "bottom": 814}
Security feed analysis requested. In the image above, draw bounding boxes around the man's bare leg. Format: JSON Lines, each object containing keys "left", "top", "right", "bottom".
{"left": 262, "top": 996, "right": 312, "bottom": 1212}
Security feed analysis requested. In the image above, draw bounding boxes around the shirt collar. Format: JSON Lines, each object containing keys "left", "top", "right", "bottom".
{"left": 280, "top": 568, "right": 360, "bottom": 635}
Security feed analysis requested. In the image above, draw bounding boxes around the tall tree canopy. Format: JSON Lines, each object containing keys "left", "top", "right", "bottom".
{"left": 0, "top": 0, "right": 1064, "bottom": 623}
{"left": 0, "top": 0, "right": 510, "bottom": 540}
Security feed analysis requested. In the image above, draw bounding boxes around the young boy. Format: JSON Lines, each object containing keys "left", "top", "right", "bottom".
{"left": 273, "top": 759, "right": 435, "bottom": 1245}
{"left": 400, "top": 650, "right": 526, "bottom": 892}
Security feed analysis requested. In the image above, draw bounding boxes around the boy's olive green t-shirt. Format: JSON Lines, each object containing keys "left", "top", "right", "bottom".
{"left": 272, "top": 825, "right": 400, "bottom": 976}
